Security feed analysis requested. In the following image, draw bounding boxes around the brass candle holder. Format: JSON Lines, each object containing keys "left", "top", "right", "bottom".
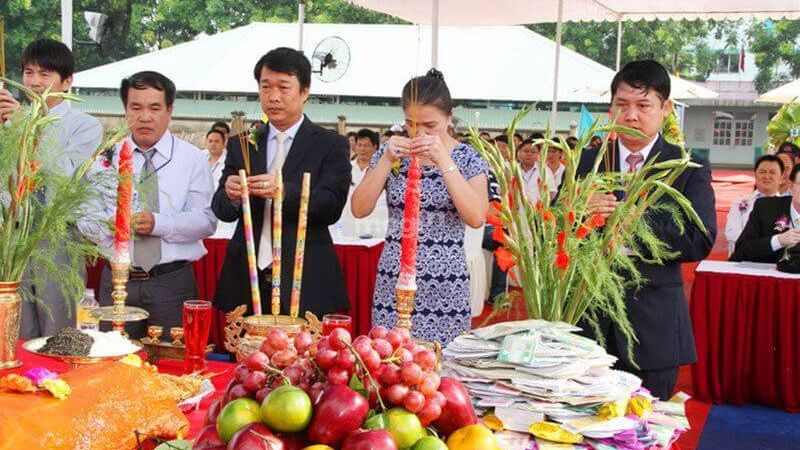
{"left": 95, "top": 261, "right": 149, "bottom": 334}
{"left": 395, "top": 287, "right": 416, "bottom": 330}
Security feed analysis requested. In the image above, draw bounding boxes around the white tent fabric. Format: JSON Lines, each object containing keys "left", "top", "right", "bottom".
{"left": 74, "top": 23, "right": 624, "bottom": 104}
{"left": 575, "top": 75, "right": 718, "bottom": 101}
{"left": 755, "top": 78, "right": 800, "bottom": 104}
{"left": 348, "top": 0, "right": 800, "bottom": 24}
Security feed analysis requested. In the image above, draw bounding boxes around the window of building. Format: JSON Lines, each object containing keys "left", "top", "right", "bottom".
{"left": 716, "top": 52, "right": 741, "bottom": 74}
{"left": 713, "top": 116, "right": 732, "bottom": 146}
{"left": 734, "top": 120, "right": 754, "bottom": 146}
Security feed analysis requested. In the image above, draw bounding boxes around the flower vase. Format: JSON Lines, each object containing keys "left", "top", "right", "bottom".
{"left": 0, "top": 281, "right": 22, "bottom": 369}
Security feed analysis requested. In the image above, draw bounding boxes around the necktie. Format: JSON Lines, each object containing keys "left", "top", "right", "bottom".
{"left": 133, "top": 149, "right": 161, "bottom": 271}
{"left": 626, "top": 153, "right": 644, "bottom": 173}
{"left": 257, "top": 132, "right": 288, "bottom": 270}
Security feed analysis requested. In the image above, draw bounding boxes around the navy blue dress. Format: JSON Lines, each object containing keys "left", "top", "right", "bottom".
{"left": 370, "top": 143, "right": 489, "bottom": 345}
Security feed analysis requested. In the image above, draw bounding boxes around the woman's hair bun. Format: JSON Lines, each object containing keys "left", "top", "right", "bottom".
{"left": 426, "top": 68, "right": 445, "bottom": 81}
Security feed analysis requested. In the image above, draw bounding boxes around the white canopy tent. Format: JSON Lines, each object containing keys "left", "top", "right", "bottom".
{"left": 350, "top": 0, "right": 800, "bottom": 126}
{"left": 74, "top": 23, "right": 623, "bottom": 104}
{"left": 755, "top": 78, "right": 800, "bottom": 104}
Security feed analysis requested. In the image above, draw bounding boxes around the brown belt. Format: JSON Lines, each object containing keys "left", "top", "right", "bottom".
{"left": 128, "top": 260, "right": 189, "bottom": 281}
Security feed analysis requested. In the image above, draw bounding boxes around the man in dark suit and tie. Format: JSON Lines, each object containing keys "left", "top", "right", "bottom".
{"left": 730, "top": 164, "right": 800, "bottom": 263}
{"left": 212, "top": 47, "right": 351, "bottom": 317}
{"left": 575, "top": 60, "right": 717, "bottom": 400}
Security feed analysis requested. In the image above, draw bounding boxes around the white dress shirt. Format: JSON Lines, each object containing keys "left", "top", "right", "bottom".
{"left": 79, "top": 130, "right": 217, "bottom": 263}
{"left": 543, "top": 163, "right": 565, "bottom": 197}
{"left": 520, "top": 165, "right": 540, "bottom": 202}
{"left": 44, "top": 101, "right": 103, "bottom": 176}
{"left": 770, "top": 203, "right": 800, "bottom": 252}
{"left": 266, "top": 116, "right": 304, "bottom": 172}
{"left": 618, "top": 134, "right": 658, "bottom": 173}
{"left": 332, "top": 159, "right": 389, "bottom": 239}
{"left": 205, "top": 149, "right": 236, "bottom": 239}
{"left": 725, "top": 190, "right": 772, "bottom": 255}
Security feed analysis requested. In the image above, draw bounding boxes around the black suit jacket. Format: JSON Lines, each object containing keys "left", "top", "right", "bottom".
{"left": 212, "top": 116, "right": 351, "bottom": 316}
{"left": 574, "top": 137, "right": 717, "bottom": 370}
{"left": 730, "top": 196, "right": 792, "bottom": 263}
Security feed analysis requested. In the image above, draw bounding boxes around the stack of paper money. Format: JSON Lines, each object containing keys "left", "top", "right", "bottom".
{"left": 443, "top": 320, "right": 690, "bottom": 449}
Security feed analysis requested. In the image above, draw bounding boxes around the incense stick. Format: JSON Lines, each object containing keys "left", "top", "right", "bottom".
{"left": 238, "top": 169, "right": 262, "bottom": 315}
{"left": 271, "top": 169, "right": 284, "bottom": 319}
{"left": 290, "top": 173, "right": 311, "bottom": 320}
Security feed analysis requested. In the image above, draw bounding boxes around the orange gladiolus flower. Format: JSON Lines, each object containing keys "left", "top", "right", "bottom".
{"left": 556, "top": 230, "right": 566, "bottom": 249}
{"left": 487, "top": 201, "right": 503, "bottom": 227}
{"left": 535, "top": 200, "right": 544, "bottom": 212}
{"left": 555, "top": 250, "right": 570, "bottom": 271}
{"left": 492, "top": 226, "right": 506, "bottom": 245}
{"left": 542, "top": 210, "right": 555, "bottom": 222}
{"left": 589, "top": 213, "right": 606, "bottom": 228}
{"left": 567, "top": 211, "right": 576, "bottom": 224}
{"left": 576, "top": 225, "right": 591, "bottom": 240}
{"left": 494, "top": 247, "right": 516, "bottom": 272}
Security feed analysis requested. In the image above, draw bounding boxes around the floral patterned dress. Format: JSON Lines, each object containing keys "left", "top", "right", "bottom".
{"left": 370, "top": 143, "right": 489, "bottom": 345}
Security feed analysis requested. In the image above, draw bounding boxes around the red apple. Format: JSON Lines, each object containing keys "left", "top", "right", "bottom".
{"left": 194, "top": 424, "right": 226, "bottom": 450}
{"left": 431, "top": 377, "right": 478, "bottom": 435}
{"left": 227, "top": 422, "right": 283, "bottom": 450}
{"left": 341, "top": 429, "right": 398, "bottom": 450}
{"left": 307, "top": 385, "right": 369, "bottom": 446}
{"left": 205, "top": 399, "right": 223, "bottom": 426}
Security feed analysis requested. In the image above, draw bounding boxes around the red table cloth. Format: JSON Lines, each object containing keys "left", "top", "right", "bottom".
{"left": 691, "top": 268, "right": 800, "bottom": 412}
{"left": 87, "top": 239, "right": 384, "bottom": 352}
{"left": 5, "top": 341, "right": 235, "bottom": 442}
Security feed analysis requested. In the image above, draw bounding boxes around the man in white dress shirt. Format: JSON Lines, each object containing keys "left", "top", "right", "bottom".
{"left": 342, "top": 128, "right": 387, "bottom": 238}
{"left": 83, "top": 71, "right": 216, "bottom": 338}
{"left": 517, "top": 137, "right": 540, "bottom": 201}
{"left": 724, "top": 154, "right": 784, "bottom": 255}
{"left": 0, "top": 39, "right": 104, "bottom": 338}
{"left": 204, "top": 129, "right": 236, "bottom": 239}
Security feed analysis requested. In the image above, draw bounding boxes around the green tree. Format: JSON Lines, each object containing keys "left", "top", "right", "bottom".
{"left": 1, "top": 0, "right": 400, "bottom": 78}
{"left": 529, "top": 20, "right": 729, "bottom": 81}
{"left": 748, "top": 19, "right": 800, "bottom": 93}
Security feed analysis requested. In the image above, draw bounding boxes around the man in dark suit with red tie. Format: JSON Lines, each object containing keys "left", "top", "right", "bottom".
{"left": 575, "top": 60, "right": 717, "bottom": 400}
{"left": 212, "top": 47, "right": 351, "bottom": 317}
{"left": 731, "top": 165, "right": 800, "bottom": 263}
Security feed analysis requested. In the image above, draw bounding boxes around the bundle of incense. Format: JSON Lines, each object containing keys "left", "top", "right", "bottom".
{"left": 231, "top": 113, "right": 252, "bottom": 174}
{"left": 113, "top": 140, "right": 133, "bottom": 264}
{"left": 271, "top": 169, "right": 284, "bottom": 318}
{"left": 238, "top": 169, "right": 262, "bottom": 315}
{"left": 289, "top": 173, "right": 311, "bottom": 319}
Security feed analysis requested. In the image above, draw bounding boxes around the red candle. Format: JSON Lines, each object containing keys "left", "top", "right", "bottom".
{"left": 114, "top": 140, "right": 133, "bottom": 264}
{"left": 397, "top": 156, "right": 422, "bottom": 289}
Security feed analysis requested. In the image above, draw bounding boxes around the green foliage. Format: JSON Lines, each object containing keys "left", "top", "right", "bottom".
{"left": 0, "top": 79, "right": 125, "bottom": 306}
{"left": 529, "top": 19, "right": 729, "bottom": 80}
{"left": 766, "top": 101, "right": 800, "bottom": 150}
{"left": 471, "top": 108, "right": 707, "bottom": 365}
{"left": 748, "top": 20, "right": 800, "bottom": 93}
{"left": 0, "top": 0, "right": 402, "bottom": 80}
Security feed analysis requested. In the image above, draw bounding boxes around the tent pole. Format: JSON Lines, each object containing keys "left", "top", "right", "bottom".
{"left": 298, "top": 0, "right": 306, "bottom": 52}
{"left": 616, "top": 16, "right": 622, "bottom": 71}
{"left": 549, "top": 0, "right": 564, "bottom": 133}
{"left": 431, "top": 0, "right": 440, "bottom": 68}
{"left": 61, "top": 0, "right": 73, "bottom": 50}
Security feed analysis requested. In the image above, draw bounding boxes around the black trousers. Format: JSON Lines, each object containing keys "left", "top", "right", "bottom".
{"left": 98, "top": 264, "right": 198, "bottom": 339}
{"left": 606, "top": 331, "right": 679, "bottom": 401}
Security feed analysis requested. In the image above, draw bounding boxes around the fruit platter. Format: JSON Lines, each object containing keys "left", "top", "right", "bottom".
{"left": 194, "top": 324, "right": 491, "bottom": 450}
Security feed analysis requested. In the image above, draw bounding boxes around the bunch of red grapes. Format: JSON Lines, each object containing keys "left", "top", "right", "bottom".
{"left": 227, "top": 329, "right": 324, "bottom": 404}
{"left": 313, "top": 325, "right": 444, "bottom": 426}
